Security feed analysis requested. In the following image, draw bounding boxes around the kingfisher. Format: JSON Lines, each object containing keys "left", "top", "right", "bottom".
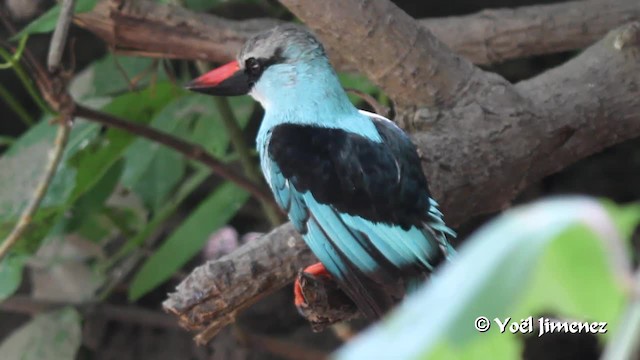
{"left": 185, "top": 24, "right": 456, "bottom": 320}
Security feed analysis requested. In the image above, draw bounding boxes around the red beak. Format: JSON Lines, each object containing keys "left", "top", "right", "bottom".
{"left": 185, "top": 61, "right": 251, "bottom": 96}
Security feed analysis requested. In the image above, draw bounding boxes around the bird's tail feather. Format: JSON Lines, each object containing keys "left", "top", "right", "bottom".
{"left": 302, "top": 196, "right": 456, "bottom": 319}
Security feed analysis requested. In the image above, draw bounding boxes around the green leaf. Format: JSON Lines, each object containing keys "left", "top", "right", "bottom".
{"left": 0, "top": 120, "right": 99, "bottom": 254}
{"left": 189, "top": 95, "right": 254, "bottom": 157}
{"left": 128, "top": 182, "right": 249, "bottom": 300}
{"left": 338, "top": 72, "right": 381, "bottom": 105}
{"left": 0, "top": 307, "right": 81, "bottom": 360}
{"left": 336, "top": 197, "right": 638, "bottom": 360}
{"left": 0, "top": 209, "right": 61, "bottom": 254}
{"left": 0, "top": 254, "right": 27, "bottom": 301}
{"left": 13, "top": 0, "right": 98, "bottom": 39}
{"left": 85, "top": 54, "right": 168, "bottom": 97}
{"left": 69, "top": 82, "right": 178, "bottom": 202}
{"left": 102, "top": 168, "right": 210, "bottom": 272}
{"left": 63, "top": 159, "right": 125, "bottom": 237}
{"left": 121, "top": 95, "right": 199, "bottom": 210}
{"left": 0, "top": 120, "right": 99, "bottom": 220}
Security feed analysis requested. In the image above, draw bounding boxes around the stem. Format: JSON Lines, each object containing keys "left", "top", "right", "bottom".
{"left": 0, "top": 46, "right": 52, "bottom": 116}
{"left": 214, "top": 97, "right": 283, "bottom": 226}
{"left": 0, "top": 81, "right": 33, "bottom": 126}
{"left": 47, "top": 0, "right": 76, "bottom": 72}
{"left": 0, "top": 120, "right": 71, "bottom": 261}
{"left": 0, "top": 135, "right": 15, "bottom": 146}
{"left": 97, "top": 168, "right": 211, "bottom": 300}
{"left": 74, "top": 104, "right": 279, "bottom": 212}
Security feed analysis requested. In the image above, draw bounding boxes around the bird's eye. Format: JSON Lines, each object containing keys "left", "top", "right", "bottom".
{"left": 245, "top": 58, "right": 262, "bottom": 76}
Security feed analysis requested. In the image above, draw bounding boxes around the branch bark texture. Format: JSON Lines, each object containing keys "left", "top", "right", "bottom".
{"left": 282, "top": 0, "right": 640, "bottom": 225}
{"left": 75, "top": 0, "right": 640, "bottom": 67}
{"left": 164, "top": 0, "right": 640, "bottom": 341}
{"left": 423, "top": 0, "right": 640, "bottom": 65}
{"left": 163, "top": 224, "right": 314, "bottom": 345}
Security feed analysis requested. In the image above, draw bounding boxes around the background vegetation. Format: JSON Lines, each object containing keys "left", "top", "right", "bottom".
{"left": 1, "top": 0, "right": 639, "bottom": 359}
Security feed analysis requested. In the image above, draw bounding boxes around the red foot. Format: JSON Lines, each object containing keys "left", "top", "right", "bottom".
{"left": 294, "top": 262, "right": 331, "bottom": 307}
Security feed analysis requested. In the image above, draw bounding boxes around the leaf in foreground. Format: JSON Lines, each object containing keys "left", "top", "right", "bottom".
{"left": 128, "top": 182, "right": 249, "bottom": 300}
{"left": 336, "top": 197, "right": 637, "bottom": 360}
{"left": 0, "top": 307, "right": 81, "bottom": 360}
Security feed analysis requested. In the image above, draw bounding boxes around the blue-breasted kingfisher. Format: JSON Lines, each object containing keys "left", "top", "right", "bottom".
{"left": 185, "top": 24, "right": 456, "bottom": 319}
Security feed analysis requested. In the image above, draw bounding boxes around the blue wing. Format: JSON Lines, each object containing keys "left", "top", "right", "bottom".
{"left": 263, "top": 115, "right": 456, "bottom": 317}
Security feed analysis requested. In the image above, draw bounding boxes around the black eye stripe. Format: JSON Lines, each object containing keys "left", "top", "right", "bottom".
{"left": 244, "top": 52, "right": 285, "bottom": 85}
{"left": 245, "top": 58, "right": 262, "bottom": 76}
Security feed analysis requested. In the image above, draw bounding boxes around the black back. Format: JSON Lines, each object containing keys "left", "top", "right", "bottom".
{"left": 268, "top": 119, "right": 431, "bottom": 230}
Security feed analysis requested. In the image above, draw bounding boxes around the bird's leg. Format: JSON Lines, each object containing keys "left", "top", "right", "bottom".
{"left": 294, "top": 262, "right": 331, "bottom": 307}
{"left": 294, "top": 262, "right": 360, "bottom": 332}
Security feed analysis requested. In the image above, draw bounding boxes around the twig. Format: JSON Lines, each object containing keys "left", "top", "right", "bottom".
{"left": 163, "top": 223, "right": 315, "bottom": 344}
{"left": 73, "top": 104, "right": 279, "bottom": 212}
{"left": 0, "top": 81, "right": 33, "bottom": 126}
{"left": 0, "top": 0, "right": 78, "bottom": 259}
{"left": 97, "top": 169, "right": 211, "bottom": 300}
{"left": 345, "top": 88, "right": 390, "bottom": 119}
{"left": 73, "top": 0, "right": 640, "bottom": 68}
{"left": 195, "top": 52, "right": 281, "bottom": 227}
{"left": 213, "top": 96, "right": 283, "bottom": 226}
{"left": 0, "top": 121, "right": 70, "bottom": 260}
{"left": 234, "top": 327, "right": 328, "bottom": 360}
{"left": 47, "top": 0, "right": 76, "bottom": 72}
{"left": 1, "top": 294, "right": 178, "bottom": 329}
{"left": 0, "top": 38, "right": 52, "bottom": 115}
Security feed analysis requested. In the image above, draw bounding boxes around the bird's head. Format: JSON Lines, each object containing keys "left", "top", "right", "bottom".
{"left": 185, "top": 24, "right": 330, "bottom": 106}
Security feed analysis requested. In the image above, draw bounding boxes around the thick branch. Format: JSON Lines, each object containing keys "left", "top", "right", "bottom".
{"left": 74, "top": 0, "right": 283, "bottom": 64}
{"left": 163, "top": 223, "right": 314, "bottom": 345}
{"left": 164, "top": 16, "right": 640, "bottom": 342}
{"left": 75, "top": 0, "right": 640, "bottom": 68}
{"left": 423, "top": 0, "right": 640, "bottom": 65}
{"left": 410, "top": 25, "right": 640, "bottom": 226}
{"left": 281, "top": 0, "right": 479, "bottom": 108}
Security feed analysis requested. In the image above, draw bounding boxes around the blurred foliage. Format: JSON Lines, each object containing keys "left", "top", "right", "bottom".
{"left": 0, "top": 47, "right": 260, "bottom": 306}
{"left": 12, "top": 0, "right": 97, "bottom": 40}
{"left": 0, "top": 308, "right": 81, "bottom": 360}
{"left": 1, "top": 1, "right": 640, "bottom": 359}
{"left": 337, "top": 198, "right": 640, "bottom": 360}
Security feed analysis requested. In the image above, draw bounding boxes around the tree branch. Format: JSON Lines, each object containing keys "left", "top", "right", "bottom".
{"left": 73, "top": 105, "right": 280, "bottom": 212}
{"left": 282, "top": 0, "right": 640, "bottom": 224}
{"left": 74, "top": 0, "right": 283, "bottom": 64}
{"left": 163, "top": 223, "right": 314, "bottom": 344}
{"left": 422, "top": 0, "right": 640, "bottom": 65}
{"left": 1, "top": 294, "right": 178, "bottom": 329}
{"left": 74, "top": 0, "right": 640, "bottom": 68}
{"left": 164, "top": 7, "right": 640, "bottom": 342}
{"left": 0, "top": 121, "right": 70, "bottom": 260}
{"left": 0, "top": 0, "right": 77, "bottom": 261}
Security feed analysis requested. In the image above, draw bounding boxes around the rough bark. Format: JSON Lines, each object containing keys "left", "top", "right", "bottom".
{"left": 163, "top": 224, "right": 315, "bottom": 345}
{"left": 423, "top": 0, "right": 640, "bottom": 65}
{"left": 280, "top": 0, "right": 640, "bottom": 225}
{"left": 74, "top": 0, "right": 283, "bottom": 63}
{"left": 130, "top": 0, "right": 640, "bottom": 343}
{"left": 163, "top": 12, "right": 640, "bottom": 344}
{"left": 75, "top": 0, "right": 640, "bottom": 67}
